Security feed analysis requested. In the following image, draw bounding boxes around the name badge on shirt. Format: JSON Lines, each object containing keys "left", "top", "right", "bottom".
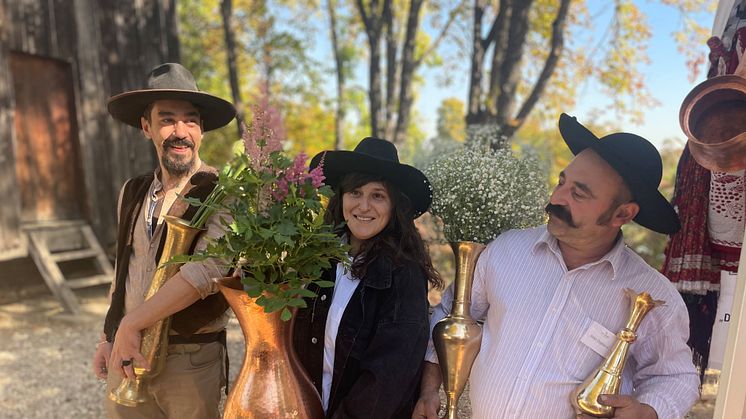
{"left": 580, "top": 320, "right": 617, "bottom": 357}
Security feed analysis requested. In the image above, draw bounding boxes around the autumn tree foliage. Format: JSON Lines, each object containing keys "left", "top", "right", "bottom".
{"left": 462, "top": 0, "right": 714, "bottom": 149}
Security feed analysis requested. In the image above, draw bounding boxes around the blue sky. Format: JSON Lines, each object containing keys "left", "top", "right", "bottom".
{"left": 297, "top": 1, "right": 716, "bottom": 150}
{"left": 412, "top": 1, "right": 716, "bottom": 149}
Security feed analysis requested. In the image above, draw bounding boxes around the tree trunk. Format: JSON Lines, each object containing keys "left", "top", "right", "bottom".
{"left": 221, "top": 0, "right": 244, "bottom": 136}
{"left": 393, "top": 0, "right": 424, "bottom": 145}
{"left": 356, "top": 0, "right": 392, "bottom": 138}
{"left": 384, "top": 8, "right": 397, "bottom": 140}
{"left": 493, "top": 0, "right": 533, "bottom": 128}
{"left": 163, "top": 0, "right": 180, "bottom": 61}
{"left": 486, "top": 0, "right": 510, "bottom": 115}
{"left": 505, "top": 0, "right": 571, "bottom": 139}
{"left": 466, "top": 0, "right": 571, "bottom": 148}
{"left": 466, "top": 0, "right": 487, "bottom": 124}
{"left": 327, "top": 0, "right": 345, "bottom": 150}
{"left": 359, "top": 0, "right": 460, "bottom": 143}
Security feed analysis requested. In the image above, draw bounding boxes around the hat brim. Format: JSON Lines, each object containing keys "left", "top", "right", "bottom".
{"left": 107, "top": 89, "right": 236, "bottom": 132}
{"left": 558, "top": 114, "right": 681, "bottom": 235}
{"left": 310, "top": 150, "right": 432, "bottom": 218}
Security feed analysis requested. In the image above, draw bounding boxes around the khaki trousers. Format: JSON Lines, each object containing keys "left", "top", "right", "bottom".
{"left": 105, "top": 342, "right": 225, "bottom": 419}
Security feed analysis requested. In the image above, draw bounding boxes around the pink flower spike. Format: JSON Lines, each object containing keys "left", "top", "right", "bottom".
{"left": 309, "top": 165, "right": 325, "bottom": 189}
{"left": 287, "top": 153, "right": 308, "bottom": 183}
{"left": 271, "top": 178, "right": 289, "bottom": 202}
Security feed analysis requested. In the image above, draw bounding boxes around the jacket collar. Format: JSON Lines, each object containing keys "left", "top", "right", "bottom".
{"left": 361, "top": 255, "right": 394, "bottom": 290}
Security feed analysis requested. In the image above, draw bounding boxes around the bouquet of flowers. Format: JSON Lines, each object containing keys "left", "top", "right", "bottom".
{"left": 178, "top": 106, "right": 348, "bottom": 321}
{"left": 425, "top": 145, "right": 547, "bottom": 244}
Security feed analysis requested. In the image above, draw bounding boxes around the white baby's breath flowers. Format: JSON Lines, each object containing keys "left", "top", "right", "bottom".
{"left": 425, "top": 146, "right": 547, "bottom": 244}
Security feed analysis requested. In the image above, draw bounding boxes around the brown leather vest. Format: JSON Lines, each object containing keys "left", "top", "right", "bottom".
{"left": 103, "top": 170, "right": 229, "bottom": 341}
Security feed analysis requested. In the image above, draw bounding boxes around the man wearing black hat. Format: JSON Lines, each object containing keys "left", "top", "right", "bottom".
{"left": 91, "top": 63, "right": 236, "bottom": 418}
{"left": 414, "top": 114, "right": 699, "bottom": 419}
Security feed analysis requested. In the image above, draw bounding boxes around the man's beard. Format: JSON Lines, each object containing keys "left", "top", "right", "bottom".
{"left": 161, "top": 137, "right": 195, "bottom": 176}
{"left": 545, "top": 203, "right": 577, "bottom": 228}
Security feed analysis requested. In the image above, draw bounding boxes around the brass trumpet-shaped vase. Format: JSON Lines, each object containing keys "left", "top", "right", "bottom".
{"left": 110, "top": 215, "right": 203, "bottom": 406}
{"left": 217, "top": 276, "right": 323, "bottom": 419}
{"left": 432, "top": 241, "right": 487, "bottom": 419}
{"left": 572, "top": 289, "right": 665, "bottom": 417}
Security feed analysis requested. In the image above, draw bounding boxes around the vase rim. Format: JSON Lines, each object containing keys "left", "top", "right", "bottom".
{"left": 216, "top": 276, "right": 243, "bottom": 291}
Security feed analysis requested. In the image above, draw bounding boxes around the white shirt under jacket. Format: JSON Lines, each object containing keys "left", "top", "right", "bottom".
{"left": 425, "top": 225, "right": 699, "bottom": 419}
{"left": 322, "top": 258, "right": 359, "bottom": 412}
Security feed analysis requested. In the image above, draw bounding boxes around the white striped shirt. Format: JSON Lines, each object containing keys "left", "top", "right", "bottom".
{"left": 426, "top": 226, "right": 699, "bottom": 419}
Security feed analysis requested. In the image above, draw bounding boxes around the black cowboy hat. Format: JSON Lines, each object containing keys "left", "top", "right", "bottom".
{"left": 107, "top": 63, "right": 236, "bottom": 132}
{"left": 558, "top": 113, "right": 681, "bottom": 235}
{"left": 310, "top": 137, "right": 432, "bottom": 218}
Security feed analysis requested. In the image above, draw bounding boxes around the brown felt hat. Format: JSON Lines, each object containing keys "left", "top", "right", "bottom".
{"left": 107, "top": 63, "right": 236, "bottom": 132}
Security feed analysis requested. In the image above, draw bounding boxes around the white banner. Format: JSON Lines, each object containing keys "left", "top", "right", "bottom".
{"left": 708, "top": 270, "right": 738, "bottom": 370}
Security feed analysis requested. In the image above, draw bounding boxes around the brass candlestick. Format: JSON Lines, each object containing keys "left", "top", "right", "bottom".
{"left": 571, "top": 288, "right": 665, "bottom": 417}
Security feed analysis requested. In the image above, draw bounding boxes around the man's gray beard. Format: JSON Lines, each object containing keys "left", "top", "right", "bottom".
{"left": 162, "top": 153, "right": 194, "bottom": 177}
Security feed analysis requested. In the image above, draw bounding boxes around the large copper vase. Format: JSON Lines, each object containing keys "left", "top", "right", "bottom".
{"left": 217, "top": 277, "right": 323, "bottom": 419}
{"left": 432, "top": 242, "right": 486, "bottom": 419}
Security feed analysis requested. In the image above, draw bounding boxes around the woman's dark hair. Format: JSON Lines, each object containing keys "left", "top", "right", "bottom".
{"left": 325, "top": 172, "right": 443, "bottom": 289}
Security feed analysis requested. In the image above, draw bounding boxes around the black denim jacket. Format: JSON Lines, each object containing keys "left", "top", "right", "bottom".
{"left": 292, "top": 255, "right": 430, "bottom": 419}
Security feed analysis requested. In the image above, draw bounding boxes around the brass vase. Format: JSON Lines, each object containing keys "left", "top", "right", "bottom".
{"left": 432, "top": 241, "right": 487, "bottom": 419}
{"left": 110, "top": 215, "right": 203, "bottom": 406}
{"left": 571, "top": 289, "right": 665, "bottom": 417}
{"left": 217, "top": 276, "right": 324, "bottom": 419}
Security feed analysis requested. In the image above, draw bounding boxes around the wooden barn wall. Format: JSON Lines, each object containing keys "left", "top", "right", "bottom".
{"left": 0, "top": 0, "right": 24, "bottom": 258}
{"left": 0, "top": 0, "right": 180, "bottom": 253}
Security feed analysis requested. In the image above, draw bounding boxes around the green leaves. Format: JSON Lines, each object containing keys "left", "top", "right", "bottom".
{"left": 185, "top": 144, "right": 350, "bottom": 321}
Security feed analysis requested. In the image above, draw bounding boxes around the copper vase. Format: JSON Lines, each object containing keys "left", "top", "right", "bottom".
{"left": 217, "top": 277, "right": 324, "bottom": 419}
{"left": 432, "top": 241, "right": 487, "bottom": 419}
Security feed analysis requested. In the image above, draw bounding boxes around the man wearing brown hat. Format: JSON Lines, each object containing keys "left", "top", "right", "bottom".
{"left": 414, "top": 114, "right": 699, "bottom": 419}
{"left": 91, "top": 63, "right": 235, "bottom": 418}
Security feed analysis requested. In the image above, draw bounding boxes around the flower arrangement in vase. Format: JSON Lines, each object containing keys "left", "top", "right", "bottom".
{"left": 176, "top": 102, "right": 348, "bottom": 419}
{"left": 178, "top": 103, "right": 349, "bottom": 320}
{"left": 424, "top": 138, "right": 547, "bottom": 418}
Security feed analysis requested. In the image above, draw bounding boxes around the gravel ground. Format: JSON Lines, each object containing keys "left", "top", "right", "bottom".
{"left": 0, "top": 286, "right": 248, "bottom": 419}
{"left": 0, "top": 285, "right": 714, "bottom": 419}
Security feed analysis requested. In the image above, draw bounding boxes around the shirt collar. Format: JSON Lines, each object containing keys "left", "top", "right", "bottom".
{"left": 531, "top": 225, "right": 626, "bottom": 280}
{"left": 151, "top": 159, "right": 204, "bottom": 195}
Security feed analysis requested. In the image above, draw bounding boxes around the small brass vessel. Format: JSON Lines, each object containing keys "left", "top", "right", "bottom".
{"left": 571, "top": 289, "right": 664, "bottom": 417}
{"left": 110, "top": 215, "right": 204, "bottom": 406}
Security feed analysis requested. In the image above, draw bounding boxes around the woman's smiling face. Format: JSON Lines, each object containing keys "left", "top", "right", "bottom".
{"left": 342, "top": 181, "right": 393, "bottom": 253}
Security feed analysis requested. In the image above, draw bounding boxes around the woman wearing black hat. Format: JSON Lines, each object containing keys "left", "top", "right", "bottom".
{"left": 293, "top": 137, "right": 443, "bottom": 418}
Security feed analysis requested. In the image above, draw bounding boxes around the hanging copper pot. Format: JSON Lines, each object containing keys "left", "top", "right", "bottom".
{"left": 679, "top": 57, "right": 746, "bottom": 172}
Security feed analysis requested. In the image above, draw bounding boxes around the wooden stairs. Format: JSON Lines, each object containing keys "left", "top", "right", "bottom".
{"left": 24, "top": 221, "right": 113, "bottom": 314}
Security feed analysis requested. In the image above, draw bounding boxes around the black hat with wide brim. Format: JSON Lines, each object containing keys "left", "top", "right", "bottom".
{"left": 310, "top": 137, "right": 432, "bottom": 218}
{"left": 558, "top": 113, "right": 681, "bottom": 235}
{"left": 107, "top": 63, "right": 236, "bottom": 132}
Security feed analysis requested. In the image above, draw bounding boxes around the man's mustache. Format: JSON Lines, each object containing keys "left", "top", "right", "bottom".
{"left": 545, "top": 203, "right": 577, "bottom": 228}
{"left": 163, "top": 137, "right": 194, "bottom": 150}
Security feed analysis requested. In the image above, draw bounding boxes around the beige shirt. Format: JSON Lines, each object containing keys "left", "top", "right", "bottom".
{"left": 110, "top": 162, "right": 230, "bottom": 335}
